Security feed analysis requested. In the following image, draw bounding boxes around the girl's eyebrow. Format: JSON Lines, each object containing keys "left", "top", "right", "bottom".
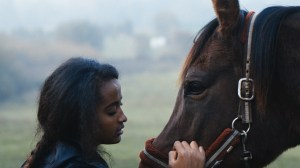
{"left": 105, "top": 97, "right": 122, "bottom": 110}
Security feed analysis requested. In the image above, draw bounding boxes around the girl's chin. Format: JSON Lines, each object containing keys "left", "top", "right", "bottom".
{"left": 114, "top": 136, "right": 122, "bottom": 143}
{"left": 98, "top": 134, "right": 123, "bottom": 144}
{"left": 105, "top": 137, "right": 122, "bottom": 144}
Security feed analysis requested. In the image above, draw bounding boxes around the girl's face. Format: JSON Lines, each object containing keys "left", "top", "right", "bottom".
{"left": 96, "top": 79, "right": 127, "bottom": 144}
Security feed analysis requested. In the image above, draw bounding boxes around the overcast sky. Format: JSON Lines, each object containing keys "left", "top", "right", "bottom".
{"left": 0, "top": 0, "right": 299, "bottom": 33}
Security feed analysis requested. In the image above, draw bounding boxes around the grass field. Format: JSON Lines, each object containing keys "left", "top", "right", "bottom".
{"left": 1, "top": 70, "right": 300, "bottom": 168}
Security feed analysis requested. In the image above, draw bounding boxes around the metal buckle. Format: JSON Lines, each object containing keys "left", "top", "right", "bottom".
{"left": 238, "top": 78, "right": 254, "bottom": 101}
{"left": 231, "top": 117, "right": 251, "bottom": 134}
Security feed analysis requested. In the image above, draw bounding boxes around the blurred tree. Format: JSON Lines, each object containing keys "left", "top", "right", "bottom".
{"left": 0, "top": 34, "right": 43, "bottom": 103}
{"left": 154, "top": 12, "right": 179, "bottom": 36}
{"left": 135, "top": 34, "right": 151, "bottom": 60}
{"left": 0, "top": 54, "right": 38, "bottom": 103}
{"left": 55, "top": 21, "right": 104, "bottom": 49}
{"left": 119, "top": 20, "right": 134, "bottom": 35}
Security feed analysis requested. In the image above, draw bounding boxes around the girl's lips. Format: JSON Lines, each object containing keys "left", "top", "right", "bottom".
{"left": 116, "top": 125, "right": 124, "bottom": 135}
{"left": 117, "top": 129, "right": 123, "bottom": 136}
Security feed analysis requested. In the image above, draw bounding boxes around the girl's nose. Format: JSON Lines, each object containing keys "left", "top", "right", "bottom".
{"left": 119, "top": 108, "right": 127, "bottom": 122}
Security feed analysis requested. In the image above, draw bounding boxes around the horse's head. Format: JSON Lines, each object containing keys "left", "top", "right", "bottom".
{"left": 139, "top": 0, "right": 300, "bottom": 167}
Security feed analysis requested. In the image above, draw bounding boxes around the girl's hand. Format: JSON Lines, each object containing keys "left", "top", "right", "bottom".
{"left": 168, "top": 141, "right": 206, "bottom": 168}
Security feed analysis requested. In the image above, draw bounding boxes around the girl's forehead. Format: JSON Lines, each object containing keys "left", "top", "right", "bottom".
{"left": 99, "top": 79, "right": 121, "bottom": 99}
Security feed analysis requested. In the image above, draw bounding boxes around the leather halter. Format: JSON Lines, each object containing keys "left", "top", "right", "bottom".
{"left": 139, "top": 11, "right": 257, "bottom": 168}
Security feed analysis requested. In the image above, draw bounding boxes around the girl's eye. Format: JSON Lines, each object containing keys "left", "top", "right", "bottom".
{"left": 184, "top": 81, "right": 206, "bottom": 96}
{"left": 107, "top": 106, "right": 117, "bottom": 116}
{"left": 107, "top": 102, "right": 123, "bottom": 116}
{"left": 108, "top": 111, "right": 117, "bottom": 116}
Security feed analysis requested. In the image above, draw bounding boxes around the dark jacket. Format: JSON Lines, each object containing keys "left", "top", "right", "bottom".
{"left": 21, "top": 141, "right": 109, "bottom": 168}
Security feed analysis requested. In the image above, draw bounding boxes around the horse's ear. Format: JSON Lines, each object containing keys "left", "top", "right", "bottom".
{"left": 212, "top": 0, "right": 240, "bottom": 35}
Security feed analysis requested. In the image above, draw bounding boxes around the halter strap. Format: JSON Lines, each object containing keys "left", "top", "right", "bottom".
{"left": 204, "top": 128, "right": 240, "bottom": 168}
{"left": 238, "top": 11, "right": 256, "bottom": 124}
{"left": 241, "top": 11, "right": 256, "bottom": 44}
{"left": 139, "top": 138, "right": 168, "bottom": 168}
{"left": 143, "top": 149, "right": 168, "bottom": 168}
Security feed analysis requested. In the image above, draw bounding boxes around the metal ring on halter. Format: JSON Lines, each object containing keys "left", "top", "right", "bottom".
{"left": 241, "top": 130, "right": 248, "bottom": 140}
{"left": 231, "top": 117, "right": 251, "bottom": 134}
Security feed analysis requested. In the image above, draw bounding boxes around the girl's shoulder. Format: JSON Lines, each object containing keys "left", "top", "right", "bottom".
{"left": 46, "top": 141, "right": 109, "bottom": 168}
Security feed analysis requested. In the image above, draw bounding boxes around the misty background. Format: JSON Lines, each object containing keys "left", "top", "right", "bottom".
{"left": 0, "top": 0, "right": 298, "bottom": 105}
{"left": 1, "top": 0, "right": 300, "bottom": 167}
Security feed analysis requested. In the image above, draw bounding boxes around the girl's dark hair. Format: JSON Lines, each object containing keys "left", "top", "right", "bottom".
{"left": 23, "top": 57, "right": 119, "bottom": 167}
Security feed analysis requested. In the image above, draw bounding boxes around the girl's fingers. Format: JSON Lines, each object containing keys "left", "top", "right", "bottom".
{"left": 173, "top": 141, "right": 185, "bottom": 154}
{"left": 199, "top": 146, "right": 205, "bottom": 153}
{"left": 169, "top": 141, "right": 206, "bottom": 168}
{"left": 181, "top": 141, "right": 190, "bottom": 149}
{"left": 169, "top": 150, "right": 176, "bottom": 160}
{"left": 199, "top": 146, "right": 206, "bottom": 161}
{"left": 190, "top": 141, "right": 199, "bottom": 149}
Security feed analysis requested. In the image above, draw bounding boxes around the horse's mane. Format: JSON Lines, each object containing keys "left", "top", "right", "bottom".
{"left": 252, "top": 6, "right": 300, "bottom": 112}
{"left": 180, "top": 7, "right": 300, "bottom": 113}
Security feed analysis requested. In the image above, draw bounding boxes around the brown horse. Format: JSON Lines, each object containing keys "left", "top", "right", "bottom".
{"left": 139, "top": 0, "right": 300, "bottom": 167}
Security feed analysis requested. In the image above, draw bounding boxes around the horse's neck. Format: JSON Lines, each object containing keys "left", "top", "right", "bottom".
{"left": 283, "top": 12, "right": 300, "bottom": 30}
{"left": 278, "top": 11, "right": 300, "bottom": 146}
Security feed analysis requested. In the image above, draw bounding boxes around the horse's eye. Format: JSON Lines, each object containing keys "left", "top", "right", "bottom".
{"left": 184, "top": 81, "right": 206, "bottom": 95}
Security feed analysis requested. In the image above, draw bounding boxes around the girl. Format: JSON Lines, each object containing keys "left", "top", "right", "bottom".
{"left": 21, "top": 57, "right": 205, "bottom": 168}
